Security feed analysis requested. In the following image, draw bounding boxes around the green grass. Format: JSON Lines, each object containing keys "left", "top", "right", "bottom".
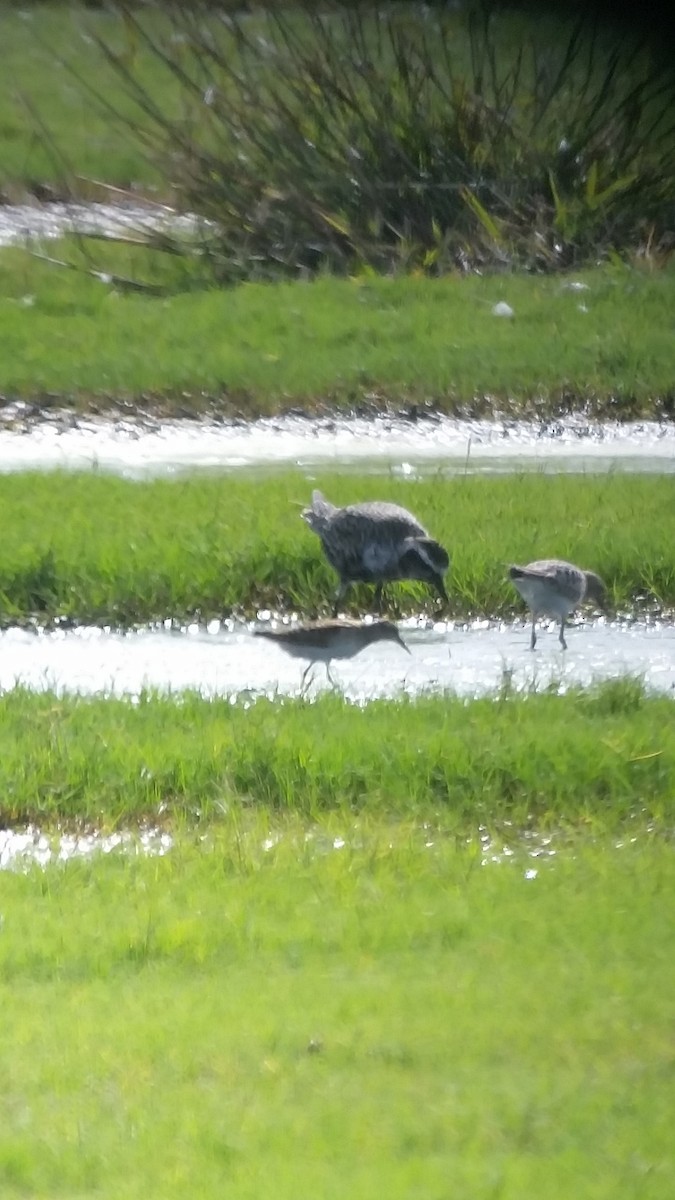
{"left": 0, "top": 4, "right": 175, "bottom": 192}
{"left": 0, "top": 829, "right": 673, "bottom": 1198}
{"left": 0, "top": 471, "right": 672, "bottom": 624}
{"left": 0, "top": 250, "right": 673, "bottom": 411}
{"left": 2, "top": 14, "right": 672, "bottom": 1189}
{"left": 0, "top": 680, "right": 672, "bottom": 828}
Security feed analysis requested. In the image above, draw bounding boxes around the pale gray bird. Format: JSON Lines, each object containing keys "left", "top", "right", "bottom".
{"left": 255, "top": 618, "right": 410, "bottom": 689}
{"left": 508, "top": 558, "right": 606, "bottom": 650}
{"left": 302, "top": 490, "right": 450, "bottom": 615}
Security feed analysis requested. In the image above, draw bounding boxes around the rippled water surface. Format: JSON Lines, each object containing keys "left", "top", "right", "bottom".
{"left": 2, "top": 619, "right": 673, "bottom": 700}
{"left": 0, "top": 410, "right": 673, "bottom": 477}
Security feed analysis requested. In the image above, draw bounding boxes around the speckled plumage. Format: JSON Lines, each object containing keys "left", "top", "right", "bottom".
{"left": 302, "top": 491, "right": 450, "bottom": 614}
{"left": 508, "top": 558, "right": 606, "bottom": 650}
{"left": 255, "top": 618, "right": 410, "bottom": 689}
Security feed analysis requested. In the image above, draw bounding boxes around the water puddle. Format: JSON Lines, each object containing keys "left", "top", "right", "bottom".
{"left": 0, "top": 821, "right": 595, "bottom": 876}
{"left": 260, "top": 822, "right": 561, "bottom": 877}
{"left": 0, "top": 410, "right": 673, "bottom": 478}
{"left": 0, "top": 825, "right": 173, "bottom": 872}
{"left": 1, "top": 618, "right": 673, "bottom": 700}
{"left": 260, "top": 817, "right": 661, "bottom": 879}
{"left": 0, "top": 201, "right": 201, "bottom": 249}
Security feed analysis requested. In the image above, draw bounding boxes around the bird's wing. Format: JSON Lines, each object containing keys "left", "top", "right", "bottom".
{"left": 362, "top": 541, "right": 400, "bottom": 573}
{"left": 254, "top": 627, "right": 319, "bottom": 651}
{"left": 334, "top": 507, "right": 427, "bottom": 543}
{"left": 510, "top": 560, "right": 584, "bottom": 604}
{"left": 522, "top": 559, "right": 576, "bottom": 577}
{"left": 360, "top": 503, "right": 428, "bottom": 536}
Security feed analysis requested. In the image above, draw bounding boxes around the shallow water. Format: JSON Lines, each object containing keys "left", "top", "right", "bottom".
{"left": 0, "top": 825, "right": 173, "bottom": 871}
{"left": 0, "top": 817, "right": 654, "bottom": 875}
{"left": 2, "top": 618, "right": 673, "bottom": 700}
{"left": 0, "top": 410, "right": 673, "bottom": 478}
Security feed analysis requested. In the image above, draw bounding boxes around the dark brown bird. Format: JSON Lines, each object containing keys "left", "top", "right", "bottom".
{"left": 255, "top": 618, "right": 410, "bottom": 689}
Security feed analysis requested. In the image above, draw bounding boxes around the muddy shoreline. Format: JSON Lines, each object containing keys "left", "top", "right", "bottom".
{"left": 0, "top": 406, "right": 672, "bottom": 481}
{"left": 1, "top": 390, "right": 674, "bottom": 432}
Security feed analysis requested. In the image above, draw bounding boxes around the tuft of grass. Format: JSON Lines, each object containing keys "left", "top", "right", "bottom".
{"left": 0, "top": 470, "right": 672, "bottom": 624}
{"left": 0, "top": 681, "right": 672, "bottom": 828}
{"left": 0, "top": 829, "right": 673, "bottom": 1198}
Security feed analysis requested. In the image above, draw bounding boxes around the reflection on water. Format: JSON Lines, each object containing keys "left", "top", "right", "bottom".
{"left": 0, "top": 825, "right": 173, "bottom": 871}
{"left": 1, "top": 818, "right": 653, "bottom": 875}
{"left": 0, "top": 617, "right": 673, "bottom": 700}
{"left": 0, "top": 409, "right": 673, "bottom": 478}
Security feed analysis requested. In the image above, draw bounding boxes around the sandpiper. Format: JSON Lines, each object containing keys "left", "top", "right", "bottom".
{"left": 301, "top": 490, "right": 450, "bottom": 615}
{"left": 508, "top": 558, "right": 606, "bottom": 650}
{"left": 254, "top": 618, "right": 410, "bottom": 689}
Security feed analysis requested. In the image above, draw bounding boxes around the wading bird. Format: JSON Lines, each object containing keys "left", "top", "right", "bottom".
{"left": 508, "top": 558, "right": 606, "bottom": 650}
{"left": 302, "top": 490, "right": 450, "bottom": 615}
{"left": 255, "top": 618, "right": 410, "bottom": 690}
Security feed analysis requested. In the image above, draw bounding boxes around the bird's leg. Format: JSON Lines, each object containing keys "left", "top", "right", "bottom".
{"left": 333, "top": 579, "right": 349, "bottom": 618}
{"left": 300, "top": 663, "right": 314, "bottom": 696}
{"left": 530, "top": 615, "right": 537, "bottom": 651}
{"left": 559, "top": 620, "right": 568, "bottom": 651}
{"left": 325, "top": 663, "right": 338, "bottom": 690}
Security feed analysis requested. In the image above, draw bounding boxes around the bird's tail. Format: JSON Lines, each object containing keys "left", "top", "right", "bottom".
{"left": 301, "top": 489, "right": 337, "bottom": 532}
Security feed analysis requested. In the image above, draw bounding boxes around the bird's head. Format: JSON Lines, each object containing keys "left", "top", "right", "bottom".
{"left": 583, "top": 570, "right": 607, "bottom": 609}
{"left": 370, "top": 621, "right": 411, "bottom": 654}
{"left": 399, "top": 538, "right": 450, "bottom": 607}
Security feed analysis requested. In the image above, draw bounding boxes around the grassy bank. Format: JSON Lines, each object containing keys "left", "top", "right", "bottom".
{"left": 0, "top": 680, "right": 672, "bottom": 828}
{"left": 0, "top": 831, "right": 673, "bottom": 1198}
{"left": 0, "top": 251, "right": 673, "bottom": 414}
{"left": 0, "top": 471, "right": 672, "bottom": 624}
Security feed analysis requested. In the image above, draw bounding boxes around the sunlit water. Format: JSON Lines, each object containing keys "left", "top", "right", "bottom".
{"left": 0, "top": 821, "right": 550, "bottom": 874}
{"left": 0, "top": 815, "right": 653, "bottom": 875}
{"left": 0, "top": 409, "right": 673, "bottom": 478}
{"left": 2, "top": 618, "right": 673, "bottom": 700}
{"left": 0, "top": 826, "right": 173, "bottom": 872}
{"left": 0, "top": 200, "right": 203, "bottom": 249}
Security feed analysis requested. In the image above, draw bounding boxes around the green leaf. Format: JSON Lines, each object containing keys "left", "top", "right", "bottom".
{"left": 460, "top": 188, "right": 503, "bottom": 245}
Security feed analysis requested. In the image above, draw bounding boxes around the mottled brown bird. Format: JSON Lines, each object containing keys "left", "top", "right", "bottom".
{"left": 302, "top": 490, "right": 449, "bottom": 614}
